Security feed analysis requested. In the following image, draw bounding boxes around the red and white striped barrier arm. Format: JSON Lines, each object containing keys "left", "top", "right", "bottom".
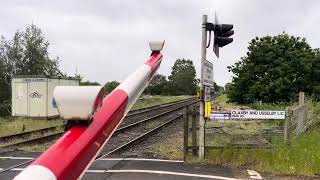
{"left": 14, "top": 41, "right": 165, "bottom": 180}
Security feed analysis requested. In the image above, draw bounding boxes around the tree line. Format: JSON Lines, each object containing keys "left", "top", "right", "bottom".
{"left": 0, "top": 25, "right": 198, "bottom": 116}
{"left": 227, "top": 33, "right": 320, "bottom": 104}
{"left": 89, "top": 59, "right": 198, "bottom": 96}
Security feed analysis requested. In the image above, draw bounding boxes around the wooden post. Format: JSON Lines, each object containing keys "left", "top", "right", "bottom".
{"left": 183, "top": 106, "right": 189, "bottom": 161}
{"left": 297, "top": 92, "right": 305, "bottom": 136}
{"left": 284, "top": 107, "right": 290, "bottom": 144}
{"left": 299, "top": 92, "right": 305, "bottom": 106}
{"left": 191, "top": 105, "right": 198, "bottom": 156}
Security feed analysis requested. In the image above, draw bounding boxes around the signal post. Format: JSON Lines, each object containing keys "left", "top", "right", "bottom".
{"left": 199, "top": 15, "right": 208, "bottom": 159}
{"left": 198, "top": 14, "right": 233, "bottom": 159}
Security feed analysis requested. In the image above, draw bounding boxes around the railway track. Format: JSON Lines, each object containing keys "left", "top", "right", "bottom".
{"left": 98, "top": 100, "right": 198, "bottom": 157}
{"left": 0, "top": 98, "right": 198, "bottom": 174}
{"left": 0, "top": 125, "right": 64, "bottom": 145}
{"left": 0, "top": 98, "right": 196, "bottom": 148}
{"left": 127, "top": 98, "right": 195, "bottom": 116}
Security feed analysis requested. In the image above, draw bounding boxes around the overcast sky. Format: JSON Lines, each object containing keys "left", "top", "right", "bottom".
{"left": 1, "top": 0, "right": 320, "bottom": 86}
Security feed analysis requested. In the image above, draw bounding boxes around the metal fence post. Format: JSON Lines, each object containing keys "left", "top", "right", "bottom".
{"left": 284, "top": 107, "right": 290, "bottom": 144}
{"left": 183, "top": 106, "right": 189, "bottom": 161}
{"left": 296, "top": 92, "right": 305, "bottom": 136}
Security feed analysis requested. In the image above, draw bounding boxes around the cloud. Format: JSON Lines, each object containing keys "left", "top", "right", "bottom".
{"left": 1, "top": 0, "right": 320, "bottom": 86}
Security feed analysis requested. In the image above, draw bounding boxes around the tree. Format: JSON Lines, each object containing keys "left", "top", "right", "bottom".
{"left": 168, "top": 59, "right": 197, "bottom": 95}
{"left": 224, "top": 83, "right": 232, "bottom": 92}
{"left": 227, "top": 33, "right": 319, "bottom": 104}
{"left": 104, "top": 81, "right": 120, "bottom": 95}
{"left": 0, "top": 24, "right": 62, "bottom": 116}
{"left": 80, "top": 81, "right": 101, "bottom": 86}
{"left": 213, "top": 82, "right": 224, "bottom": 95}
{"left": 144, "top": 74, "right": 169, "bottom": 95}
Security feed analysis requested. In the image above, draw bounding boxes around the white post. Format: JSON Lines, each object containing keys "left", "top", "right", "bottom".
{"left": 199, "top": 15, "right": 207, "bottom": 159}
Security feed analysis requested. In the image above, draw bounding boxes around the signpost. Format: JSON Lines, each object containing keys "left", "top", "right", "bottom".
{"left": 210, "top": 112, "right": 231, "bottom": 120}
{"left": 204, "top": 86, "right": 211, "bottom": 101}
{"left": 230, "top": 110, "right": 285, "bottom": 119}
{"left": 209, "top": 110, "right": 286, "bottom": 120}
{"left": 203, "top": 60, "right": 214, "bottom": 87}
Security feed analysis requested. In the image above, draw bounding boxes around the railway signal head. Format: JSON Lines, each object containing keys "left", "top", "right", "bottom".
{"left": 213, "top": 24, "right": 234, "bottom": 57}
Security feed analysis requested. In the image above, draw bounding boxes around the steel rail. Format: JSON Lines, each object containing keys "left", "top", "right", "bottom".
{"left": 95, "top": 114, "right": 183, "bottom": 160}
{"left": 127, "top": 97, "right": 196, "bottom": 116}
{"left": 1, "top": 99, "right": 196, "bottom": 149}
{"left": 2, "top": 100, "right": 197, "bottom": 175}
{"left": 0, "top": 125, "right": 65, "bottom": 144}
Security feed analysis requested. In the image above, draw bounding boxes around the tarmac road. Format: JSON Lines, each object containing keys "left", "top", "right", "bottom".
{"left": 0, "top": 151, "right": 247, "bottom": 180}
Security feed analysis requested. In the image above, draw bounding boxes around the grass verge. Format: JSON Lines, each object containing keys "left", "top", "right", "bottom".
{"left": 132, "top": 95, "right": 193, "bottom": 110}
{"left": 188, "top": 127, "right": 320, "bottom": 176}
{"left": 0, "top": 118, "right": 64, "bottom": 137}
{"left": 196, "top": 94, "right": 320, "bottom": 176}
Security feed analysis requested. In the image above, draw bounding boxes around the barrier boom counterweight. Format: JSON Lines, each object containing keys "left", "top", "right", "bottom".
{"left": 14, "top": 41, "right": 165, "bottom": 180}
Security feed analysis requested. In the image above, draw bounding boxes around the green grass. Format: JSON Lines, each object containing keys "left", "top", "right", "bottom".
{"left": 0, "top": 129, "right": 63, "bottom": 148}
{"left": 249, "top": 101, "right": 288, "bottom": 111}
{"left": 0, "top": 118, "right": 64, "bottom": 137}
{"left": 194, "top": 94, "right": 320, "bottom": 176}
{"left": 205, "top": 120, "right": 282, "bottom": 147}
{"left": 131, "top": 95, "right": 193, "bottom": 110}
{"left": 199, "top": 127, "right": 320, "bottom": 176}
{"left": 214, "top": 94, "right": 234, "bottom": 109}
{"left": 262, "top": 128, "right": 320, "bottom": 175}
{"left": 215, "top": 94, "right": 288, "bottom": 111}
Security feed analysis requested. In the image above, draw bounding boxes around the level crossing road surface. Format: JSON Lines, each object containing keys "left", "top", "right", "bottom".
{"left": 0, "top": 151, "right": 247, "bottom": 180}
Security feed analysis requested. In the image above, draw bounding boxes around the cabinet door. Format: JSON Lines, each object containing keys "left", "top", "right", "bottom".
{"left": 29, "top": 82, "right": 47, "bottom": 117}
{"left": 14, "top": 82, "right": 29, "bottom": 116}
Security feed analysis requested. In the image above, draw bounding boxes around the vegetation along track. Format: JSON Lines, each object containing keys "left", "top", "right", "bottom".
{"left": 0, "top": 98, "right": 197, "bottom": 149}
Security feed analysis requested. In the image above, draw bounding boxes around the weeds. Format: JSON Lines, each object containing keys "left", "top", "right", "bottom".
{"left": 0, "top": 118, "right": 64, "bottom": 137}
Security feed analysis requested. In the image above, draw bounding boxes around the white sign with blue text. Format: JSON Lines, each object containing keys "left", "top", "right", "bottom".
{"left": 231, "top": 110, "right": 285, "bottom": 120}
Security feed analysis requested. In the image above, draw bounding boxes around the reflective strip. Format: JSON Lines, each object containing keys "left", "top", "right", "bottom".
{"left": 13, "top": 165, "right": 56, "bottom": 180}
{"left": 144, "top": 53, "right": 163, "bottom": 78}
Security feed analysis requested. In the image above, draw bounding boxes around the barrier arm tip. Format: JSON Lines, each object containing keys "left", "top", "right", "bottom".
{"left": 149, "top": 40, "right": 165, "bottom": 55}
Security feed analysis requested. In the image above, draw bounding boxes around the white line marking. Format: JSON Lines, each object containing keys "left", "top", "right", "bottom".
{"left": 98, "top": 158, "right": 184, "bottom": 163}
{"left": 0, "top": 157, "right": 183, "bottom": 163}
{"left": 0, "top": 168, "right": 242, "bottom": 180}
{"left": 0, "top": 157, "right": 34, "bottom": 160}
{"left": 247, "top": 170, "right": 262, "bottom": 179}
{"left": 106, "top": 170, "right": 242, "bottom": 180}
